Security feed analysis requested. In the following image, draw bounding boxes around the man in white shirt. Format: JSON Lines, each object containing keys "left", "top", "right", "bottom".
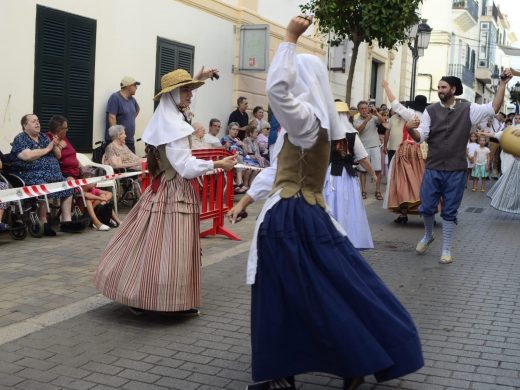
{"left": 354, "top": 101, "right": 385, "bottom": 200}
{"left": 406, "top": 71, "right": 512, "bottom": 264}
{"left": 203, "top": 118, "right": 224, "bottom": 148}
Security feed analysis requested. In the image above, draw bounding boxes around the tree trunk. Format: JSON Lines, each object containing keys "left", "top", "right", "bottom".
{"left": 345, "top": 39, "right": 361, "bottom": 106}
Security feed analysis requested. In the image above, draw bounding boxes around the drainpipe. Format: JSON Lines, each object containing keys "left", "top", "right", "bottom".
{"left": 418, "top": 73, "right": 435, "bottom": 102}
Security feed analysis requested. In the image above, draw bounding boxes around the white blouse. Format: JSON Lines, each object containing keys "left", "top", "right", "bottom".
{"left": 165, "top": 137, "right": 214, "bottom": 179}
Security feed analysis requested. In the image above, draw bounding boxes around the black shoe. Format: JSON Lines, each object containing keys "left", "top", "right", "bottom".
{"left": 247, "top": 377, "right": 295, "bottom": 389}
{"left": 394, "top": 215, "right": 408, "bottom": 224}
{"left": 128, "top": 307, "right": 146, "bottom": 316}
{"left": 108, "top": 220, "right": 120, "bottom": 228}
{"left": 343, "top": 377, "right": 364, "bottom": 390}
{"left": 169, "top": 308, "right": 200, "bottom": 317}
{"left": 43, "top": 223, "right": 56, "bottom": 236}
{"left": 60, "top": 221, "right": 84, "bottom": 233}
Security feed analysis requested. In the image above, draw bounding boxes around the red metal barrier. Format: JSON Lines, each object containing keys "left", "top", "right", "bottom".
{"left": 192, "top": 149, "right": 240, "bottom": 240}
{"left": 138, "top": 149, "right": 239, "bottom": 240}
{"left": 140, "top": 161, "right": 150, "bottom": 192}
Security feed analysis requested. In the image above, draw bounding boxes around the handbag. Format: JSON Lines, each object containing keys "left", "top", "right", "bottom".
{"left": 94, "top": 203, "right": 113, "bottom": 225}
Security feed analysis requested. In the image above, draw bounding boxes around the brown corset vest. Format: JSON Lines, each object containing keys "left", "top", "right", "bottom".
{"left": 270, "top": 128, "right": 330, "bottom": 208}
{"left": 157, "top": 145, "right": 178, "bottom": 180}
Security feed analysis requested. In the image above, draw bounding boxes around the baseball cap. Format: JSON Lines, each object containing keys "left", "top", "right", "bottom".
{"left": 120, "top": 76, "right": 141, "bottom": 88}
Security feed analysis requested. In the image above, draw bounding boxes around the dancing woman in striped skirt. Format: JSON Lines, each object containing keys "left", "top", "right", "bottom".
{"left": 94, "top": 68, "right": 236, "bottom": 315}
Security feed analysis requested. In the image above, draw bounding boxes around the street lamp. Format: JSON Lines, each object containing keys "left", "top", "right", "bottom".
{"left": 407, "top": 19, "right": 433, "bottom": 100}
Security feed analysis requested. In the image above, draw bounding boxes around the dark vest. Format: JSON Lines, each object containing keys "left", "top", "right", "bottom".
{"left": 270, "top": 128, "right": 330, "bottom": 208}
{"left": 425, "top": 101, "right": 472, "bottom": 171}
{"left": 330, "top": 132, "right": 357, "bottom": 177}
{"left": 157, "top": 145, "right": 178, "bottom": 180}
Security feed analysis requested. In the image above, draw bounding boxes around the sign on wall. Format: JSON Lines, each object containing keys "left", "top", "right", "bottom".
{"left": 239, "top": 25, "right": 270, "bottom": 72}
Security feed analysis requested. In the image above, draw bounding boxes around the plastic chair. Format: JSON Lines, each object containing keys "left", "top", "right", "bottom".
{"left": 76, "top": 153, "right": 119, "bottom": 213}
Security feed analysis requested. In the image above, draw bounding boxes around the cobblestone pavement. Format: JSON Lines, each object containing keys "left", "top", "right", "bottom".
{"left": 0, "top": 182, "right": 519, "bottom": 389}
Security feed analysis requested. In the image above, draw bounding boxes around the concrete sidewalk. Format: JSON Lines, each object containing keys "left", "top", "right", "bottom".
{"left": 0, "top": 184, "right": 519, "bottom": 389}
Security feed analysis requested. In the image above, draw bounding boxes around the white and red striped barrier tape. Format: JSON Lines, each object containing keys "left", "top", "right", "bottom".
{"left": 0, "top": 171, "right": 143, "bottom": 203}
{"left": 0, "top": 164, "right": 263, "bottom": 204}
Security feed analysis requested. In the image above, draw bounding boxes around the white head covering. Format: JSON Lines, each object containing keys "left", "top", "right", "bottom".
{"left": 338, "top": 112, "right": 357, "bottom": 134}
{"left": 141, "top": 90, "right": 194, "bottom": 146}
{"left": 291, "top": 53, "right": 346, "bottom": 141}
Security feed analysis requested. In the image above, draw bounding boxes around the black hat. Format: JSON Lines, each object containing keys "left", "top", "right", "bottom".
{"left": 440, "top": 76, "right": 463, "bottom": 96}
{"left": 407, "top": 95, "right": 428, "bottom": 113}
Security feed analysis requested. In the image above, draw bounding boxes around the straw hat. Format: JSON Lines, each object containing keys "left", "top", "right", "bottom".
{"left": 335, "top": 101, "right": 350, "bottom": 113}
{"left": 153, "top": 69, "right": 204, "bottom": 101}
{"left": 500, "top": 125, "right": 520, "bottom": 158}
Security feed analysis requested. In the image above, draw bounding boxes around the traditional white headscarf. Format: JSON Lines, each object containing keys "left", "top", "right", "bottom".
{"left": 292, "top": 53, "right": 346, "bottom": 141}
{"left": 338, "top": 112, "right": 357, "bottom": 134}
{"left": 141, "top": 90, "right": 194, "bottom": 146}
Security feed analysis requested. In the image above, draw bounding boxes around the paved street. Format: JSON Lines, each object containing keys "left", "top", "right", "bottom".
{"left": 0, "top": 181, "right": 519, "bottom": 390}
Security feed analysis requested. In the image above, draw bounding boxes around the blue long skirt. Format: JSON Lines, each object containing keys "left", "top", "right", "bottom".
{"left": 251, "top": 197, "right": 423, "bottom": 382}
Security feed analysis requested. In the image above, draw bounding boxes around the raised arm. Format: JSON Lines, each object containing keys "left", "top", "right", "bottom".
{"left": 266, "top": 16, "right": 318, "bottom": 149}
{"left": 382, "top": 80, "right": 397, "bottom": 102}
{"left": 492, "top": 69, "right": 513, "bottom": 113}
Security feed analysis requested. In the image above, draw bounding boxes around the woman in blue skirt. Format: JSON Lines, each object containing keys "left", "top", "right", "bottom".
{"left": 228, "top": 15, "right": 424, "bottom": 390}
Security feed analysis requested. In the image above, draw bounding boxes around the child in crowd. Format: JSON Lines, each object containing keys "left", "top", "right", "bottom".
{"left": 81, "top": 172, "right": 122, "bottom": 231}
{"left": 466, "top": 132, "right": 479, "bottom": 188}
{"left": 471, "top": 135, "right": 490, "bottom": 192}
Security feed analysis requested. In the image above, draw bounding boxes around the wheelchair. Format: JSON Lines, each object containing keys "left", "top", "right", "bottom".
{"left": 1, "top": 172, "right": 47, "bottom": 239}
{"left": 116, "top": 168, "right": 142, "bottom": 208}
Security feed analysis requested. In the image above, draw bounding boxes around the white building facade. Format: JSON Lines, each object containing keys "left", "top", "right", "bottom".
{"left": 0, "top": 0, "right": 416, "bottom": 154}
{"left": 416, "top": 0, "right": 516, "bottom": 107}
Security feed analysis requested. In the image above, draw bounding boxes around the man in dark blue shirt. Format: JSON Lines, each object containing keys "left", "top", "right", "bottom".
{"left": 105, "top": 76, "right": 140, "bottom": 152}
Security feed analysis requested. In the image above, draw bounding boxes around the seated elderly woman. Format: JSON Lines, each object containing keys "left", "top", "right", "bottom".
{"left": 9, "top": 114, "right": 84, "bottom": 236}
{"left": 221, "top": 122, "right": 250, "bottom": 194}
{"left": 46, "top": 115, "right": 81, "bottom": 178}
{"left": 103, "top": 125, "right": 145, "bottom": 170}
{"left": 190, "top": 122, "right": 212, "bottom": 150}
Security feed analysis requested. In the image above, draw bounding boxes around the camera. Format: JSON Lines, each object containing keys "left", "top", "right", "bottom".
{"left": 211, "top": 71, "right": 220, "bottom": 81}
{"left": 500, "top": 74, "right": 508, "bottom": 80}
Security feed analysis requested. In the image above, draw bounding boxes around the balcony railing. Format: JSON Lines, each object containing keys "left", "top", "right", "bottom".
{"left": 452, "top": 0, "right": 479, "bottom": 23}
{"left": 482, "top": 3, "right": 498, "bottom": 23}
{"left": 448, "top": 64, "right": 475, "bottom": 88}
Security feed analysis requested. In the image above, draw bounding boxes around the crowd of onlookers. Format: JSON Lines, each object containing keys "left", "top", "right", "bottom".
{"left": 338, "top": 98, "right": 518, "bottom": 200}
{"left": 190, "top": 97, "right": 275, "bottom": 194}
{"left": 0, "top": 113, "right": 130, "bottom": 235}
{"left": 3, "top": 73, "right": 515, "bottom": 237}
{"left": 0, "top": 80, "right": 281, "bottom": 236}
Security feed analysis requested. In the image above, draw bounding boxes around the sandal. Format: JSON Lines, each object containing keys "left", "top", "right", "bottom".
{"left": 361, "top": 191, "right": 367, "bottom": 199}
{"left": 375, "top": 192, "right": 383, "bottom": 200}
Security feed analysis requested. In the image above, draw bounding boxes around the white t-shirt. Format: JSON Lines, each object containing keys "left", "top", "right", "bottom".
{"left": 467, "top": 142, "right": 479, "bottom": 168}
{"left": 474, "top": 146, "right": 490, "bottom": 165}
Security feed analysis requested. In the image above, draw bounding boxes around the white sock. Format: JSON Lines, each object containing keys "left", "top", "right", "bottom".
{"left": 420, "top": 214, "right": 435, "bottom": 243}
{"left": 442, "top": 220, "right": 456, "bottom": 253}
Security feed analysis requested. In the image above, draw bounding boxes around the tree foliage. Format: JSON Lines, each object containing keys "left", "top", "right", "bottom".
{"left": 300, "top": 0, "right": 423, "bottom": 104}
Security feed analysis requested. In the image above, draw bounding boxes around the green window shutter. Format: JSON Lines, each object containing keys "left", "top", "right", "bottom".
{"left": 34, "top": 5, "right": 96, "bottom": 152}
{"left": 155, "top": 38, "right": 194, "bottom": 100}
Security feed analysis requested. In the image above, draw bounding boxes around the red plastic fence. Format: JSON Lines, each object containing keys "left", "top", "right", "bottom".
{"left": 192, "top": 149, "right": 240, "bottom": 240}
{"left": 139, "top": 149, "right": 239, "bottom": 240}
